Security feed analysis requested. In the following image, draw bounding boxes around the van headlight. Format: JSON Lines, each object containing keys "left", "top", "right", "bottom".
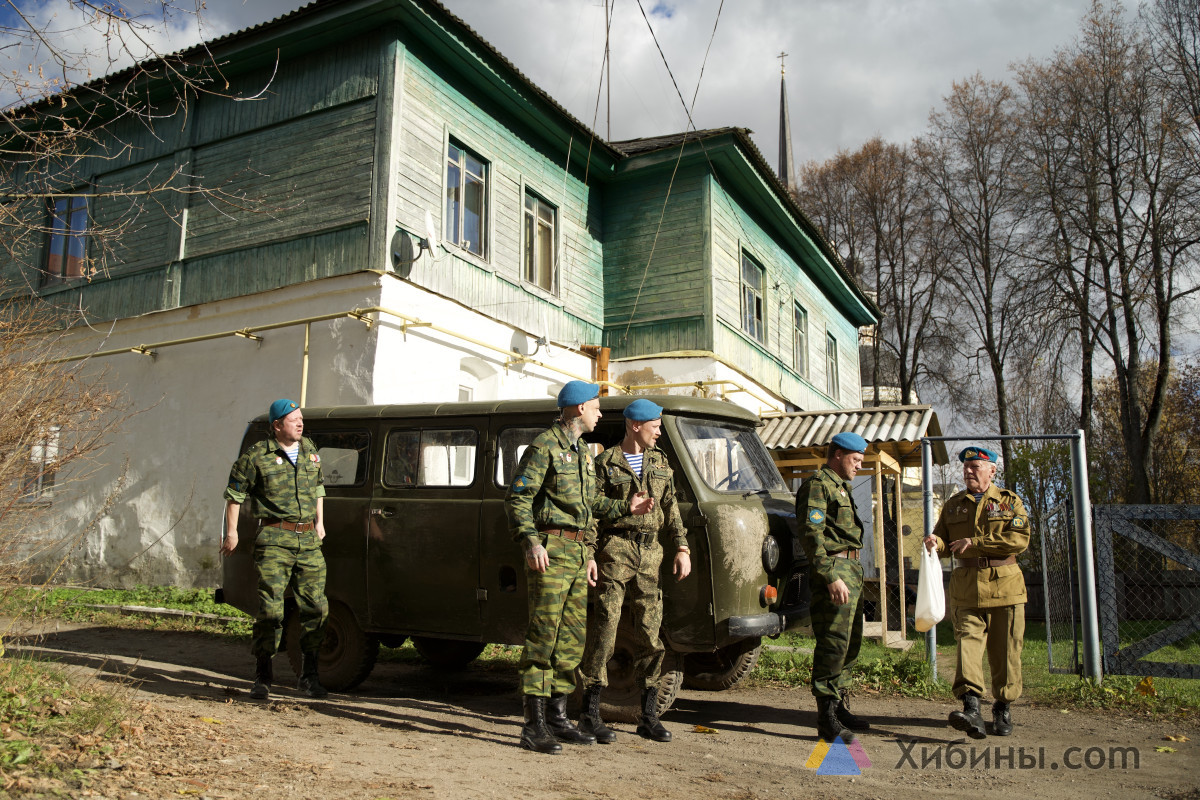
{"left": 762, "top": 535, "right": 781, "bottom": 573}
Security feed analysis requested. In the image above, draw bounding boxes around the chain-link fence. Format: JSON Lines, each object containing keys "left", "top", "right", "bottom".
{"left": 1093, "top": 505, "right": 1200, "bottom": 679}
{"left": 1039, "top": 504, "right": 1081, "bottom": 675}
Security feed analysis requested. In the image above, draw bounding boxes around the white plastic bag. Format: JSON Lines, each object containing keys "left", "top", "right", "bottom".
{"left": 914, "top": 545, "right": 945, "bottom": 632}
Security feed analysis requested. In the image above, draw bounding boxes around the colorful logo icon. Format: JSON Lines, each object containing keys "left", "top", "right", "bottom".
{"left": 805, "top": 737, "right": 872, "bottom": 776}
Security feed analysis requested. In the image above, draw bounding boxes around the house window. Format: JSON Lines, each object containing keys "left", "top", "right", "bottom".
{"left": 523, "top": 192, "right": 557, "bottom": 293}
{"left": 445, "top": 140, "right": 487, "bottom": 258}
{"left": 740, "top": 252, "right": 765, "bottom": 343}
{"left": 45, "top": 196, "right": 89, "bottom": 282}
{"left": 793, "top": 303, "right": 809, "bottom": 377}
{"left": 826, "top": 333, "right": 840, "bottom": 399}
{"left": 19, "top": 427, "right": 60, "bottom": 501}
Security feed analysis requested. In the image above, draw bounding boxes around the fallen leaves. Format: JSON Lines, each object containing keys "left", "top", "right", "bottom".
{"left": 692, "top": 725, "right": 718, "bottom": 734}
{"left": 1163, "top": 734, "right": 1189, "bottom": 742}
{"left": 1136, "top": 676, "right": 1156, "bottom": 697}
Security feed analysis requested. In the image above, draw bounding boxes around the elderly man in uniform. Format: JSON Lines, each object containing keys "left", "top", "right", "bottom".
{"left": 925, "top": 446, "right": 1029, "bottom": 738}
{"left": 578, "top": 398, "right": 692, "bottom": 744}
{"left": 505, "top": 381, "right": 653, "bottom": 754}
{"left": 221, "top": 399, "right": 329, "bottom": 701}
{"left": 796, "top": 431, "right": 871, "bottom": 744}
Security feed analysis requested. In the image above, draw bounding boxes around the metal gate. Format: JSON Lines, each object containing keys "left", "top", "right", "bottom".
{"left": 1040, "top": 505, "right": 1081, "bottom": 675}
{"left": 1093, "top": 505, "right": 1200, "bottom": 679}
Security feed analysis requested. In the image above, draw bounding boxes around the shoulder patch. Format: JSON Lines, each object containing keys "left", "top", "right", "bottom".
{"left": 808, "top": 508, "right": 825, "bottom": 524}
{"left": 1012, "top": 516, "right": 1026, "bottom": 528}
{"left": 511, "top": 475, "right": 528, "bottom": 493}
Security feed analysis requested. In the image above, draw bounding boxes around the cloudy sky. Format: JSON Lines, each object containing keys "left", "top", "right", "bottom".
{"left": 3, "top": 0, "right": 1100, "bottom": 168}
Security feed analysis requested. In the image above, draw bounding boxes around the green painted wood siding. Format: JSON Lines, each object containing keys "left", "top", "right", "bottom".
{"left": 709, "top": 176, "right": 860, "bottom": 410}
{"left": 186, "top": 99, "right": 376, "bottom": 259}
{"left": 393, "top": 40, "right": 604, "bottom": 346}
{"left": 16, "top": 35, "right": 382, "bottom": 321}
{"left": 600, "top": 165, "right": 708, "bottom": 358}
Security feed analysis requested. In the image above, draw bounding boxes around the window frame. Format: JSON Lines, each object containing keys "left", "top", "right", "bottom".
{"left": 793, "top": 302, "right": 809, "bottom": 377}
{"left": 383, "top": 427, "right": 480, "bottom": 489}
{"left": 826, "top": 331, "right": 840, "bottom": 399}
{"left": 740, "top": 251, "right": 766, "bottom": 344}
{"left": 444, "top": 136, "right": 490, "bottom": 261}
{"left": 522, "top": 189, "right": 558, "bottom": 295}
{"left": 44, "top": 194, "right": 90, "bottom": 284}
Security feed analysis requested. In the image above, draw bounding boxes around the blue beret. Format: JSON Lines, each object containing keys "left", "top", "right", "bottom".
{"left": 831, "top": 431, "right": 868, "bottom": 454}
{"left": 959, "top": 446, "right": 999, "bottom": 463}
{"left": 556, "top": 381, "right": 599, "bottom": 407}
{"left": 624, "top": 398, "right": 663, "bottom": 421}
{"left": 269, "top": 398, "right": 299, "bottom": 423}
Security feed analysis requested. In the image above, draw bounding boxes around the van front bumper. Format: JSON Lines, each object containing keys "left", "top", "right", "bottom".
{"left": 727, "top": 603, "right": 810, "bottom": 638}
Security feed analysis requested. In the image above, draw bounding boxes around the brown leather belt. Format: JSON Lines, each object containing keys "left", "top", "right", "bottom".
{"left": 539, "top": 527, "right": 587, "bottom": 542}
{"left": 958, "top": 555, "right": 1016, "bottom": 568}
{"left": 833, "top": 549, "right": 860, "bottom": 560}
{"left": 262, "top": 519, "right": 315, "bottom": 532}
{"left": 601, "top": 527, "right": 657, "bottom": 546}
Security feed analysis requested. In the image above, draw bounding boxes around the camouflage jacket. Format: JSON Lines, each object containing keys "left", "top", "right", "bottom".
{"left": 505, "top": 420, "right": 630, "bottom": 560}
{"left": 796, "top": 464, "right": 863, "bottom": 585}
{"left": 224, "top": 436, "right": 325, "bottom": 523}
{"left": 931, "top": 484, "right": 1029, "bottom": 608}
{"left": 595, "top": 446, "right": 688, "bottom": 551}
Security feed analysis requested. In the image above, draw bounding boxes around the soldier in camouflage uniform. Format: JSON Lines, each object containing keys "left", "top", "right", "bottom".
{"left": 579, "top": 398, "right": 691, "bottom": 744}
{"left": 505, "top": 381, "right": 653, "bottom": 755}
{"left": 925, "top": 446, "right": 1030, "bottom": 739}
{"left": 222, "top": 399, "right": 329, "bottom": 701}
{"left": 796, "top": 431, "right": 871, "bottom": 744}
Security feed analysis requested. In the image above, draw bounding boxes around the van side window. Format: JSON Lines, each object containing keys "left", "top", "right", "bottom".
{"left": 494, "top": 427, "right": 544, "bottom": 487}
{"left": 308, "top": 430, "right": 370, "bottom": 487}
{"left": 385, "top": 429, "right": 478, "bottom": 488}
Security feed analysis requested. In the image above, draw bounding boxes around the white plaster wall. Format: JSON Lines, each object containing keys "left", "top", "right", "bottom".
{"left": 43, "top": 272, "right": 603, "bottom": 586}
{"left": 48, "top": 274, "right": 382, "bottom": 587}
{"left": 609, "top": 355, "right": 787, "bottom": 416}
{"left": 371, "top": 277, "right": 596, "bottom": 404}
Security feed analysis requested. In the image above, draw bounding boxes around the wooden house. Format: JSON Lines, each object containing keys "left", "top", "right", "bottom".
{"left": 2, "top": 0, "right": 877, "bottom": 584}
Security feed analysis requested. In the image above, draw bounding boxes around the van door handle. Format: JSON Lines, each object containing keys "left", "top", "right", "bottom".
{"left": 371, "top": 507, "right": 396, "bottom": 518}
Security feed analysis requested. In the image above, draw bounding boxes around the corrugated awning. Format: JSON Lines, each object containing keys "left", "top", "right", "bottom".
{"left": 759, "top": 405, "right": 949, "bottom": 467}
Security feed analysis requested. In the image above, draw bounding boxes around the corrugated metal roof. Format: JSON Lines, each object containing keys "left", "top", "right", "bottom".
{"left": 759, "top": 405, "right": 949, "bottom": 465}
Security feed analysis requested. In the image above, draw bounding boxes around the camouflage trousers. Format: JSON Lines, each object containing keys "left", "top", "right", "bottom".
{"left": 809, "top": 557, "right": 864, "bottom": 699}
{"left": 580, "top": 536, "right": 665, "bottom": 691}
{"left": 520, "top": 533, "right": 590, "bottom": 697}
{"left": 251, "top": 527, "right": 328, "bottom": 658}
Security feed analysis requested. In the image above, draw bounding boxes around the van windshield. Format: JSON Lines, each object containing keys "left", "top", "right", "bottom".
{"left": 675, "top": 419, "right": 787, "bottom": 494}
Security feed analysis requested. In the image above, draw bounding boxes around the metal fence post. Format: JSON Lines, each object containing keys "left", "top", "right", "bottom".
{"left": 1070, "top": 429, "right": 1102, "bottom": 683}
{"left": 921, "top": 438, "right": 937, "bottom": 680}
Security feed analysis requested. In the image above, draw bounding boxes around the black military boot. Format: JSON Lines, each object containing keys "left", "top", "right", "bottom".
{"left": 636, "top": 688, "right": 671, "bottom": 742}
{"left": 836, "top": 690, "right": 870, "bottom": 732}
{"left": 816, "top": 696, "right": 855, "bottom": 744}
{"left": 250, "top": 656, "right": 272, "bottom": 700}
{"left": 297, "top": 651, "right": 328, "bottom": 699}
{"left": 949, "top": 692, "right": 987, "bottom": 739}
{"left": 545, "top": 694, "right": 595, "bottom": 744}
{"left": 519, "top": 696, "right": 562, "bottom": 754}
{"left": 578, "top": 684, "right": 617, "bottom": 744}
{"left": 991, "top": 701, "right": 1013, "bottom": 736}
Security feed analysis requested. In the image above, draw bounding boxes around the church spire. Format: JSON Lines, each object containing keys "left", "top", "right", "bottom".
{"left": 778, "top": 52, "right": 797, "bottom": 195}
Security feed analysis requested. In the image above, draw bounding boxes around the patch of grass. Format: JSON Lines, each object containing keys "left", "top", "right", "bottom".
{"left": 0, "top": 654, "right": 140, "bottom": 793}
{"left": 0, "top": 584, "right": 252, "bottom": 638}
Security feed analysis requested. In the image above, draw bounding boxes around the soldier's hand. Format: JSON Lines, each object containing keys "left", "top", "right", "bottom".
{"left": 316, "top": 522, "right": 327, "bottom": 541}
{"left": 220, "top": 530, "right": 238, "bottom": 557}
{"left": 586, "top": 559, "right": 598, "bottom": 587}
{"left": 923, "top": 535, "right": 937, "bottom": 553}
{"left": 526, "top": 543, "right": 549, "bottom": 573}
{"left": 630, "top": 491, "right": 654, "bottom": 515}
{"left": 949, "top": 537, "right": 972, "bottom": 555}
{"left": 827, "top": 578, "right": 850, "bottom": 605}
{"left": 673, "top": 550, "right": 691, "bottom": 580}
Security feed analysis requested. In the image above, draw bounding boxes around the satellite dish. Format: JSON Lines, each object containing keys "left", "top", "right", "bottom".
{"left": 390, "top": 229, "right": 417, "bottom": 278}
{"left": 423, "top": 210, "right": 440, "bottom": 255}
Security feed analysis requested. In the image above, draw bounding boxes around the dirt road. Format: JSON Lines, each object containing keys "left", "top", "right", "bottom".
{"left": 6, "top": 619, "right": 1198, "bottom": 800}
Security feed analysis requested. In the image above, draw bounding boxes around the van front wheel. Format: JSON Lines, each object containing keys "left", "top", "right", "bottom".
{"left": 683, "top": 638, "right": 761, "bottom": 691}
{"left": 285, "top": 600, "right": 379, "bottom": 691}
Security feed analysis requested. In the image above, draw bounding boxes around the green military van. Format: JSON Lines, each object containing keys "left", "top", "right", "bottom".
{"left": 218, "top": 395, "right": 810, "bottom": 716}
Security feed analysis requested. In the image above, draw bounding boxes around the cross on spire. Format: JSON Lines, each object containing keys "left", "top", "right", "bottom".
{"left": 778, "top": 51, "right": 788, "bottom": 76}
